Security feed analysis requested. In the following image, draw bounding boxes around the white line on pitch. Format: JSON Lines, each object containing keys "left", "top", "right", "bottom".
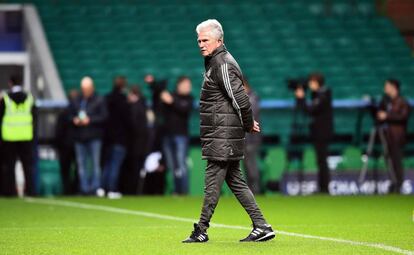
{"left": 24, "top": 198, "right": 414, "bottom": 255}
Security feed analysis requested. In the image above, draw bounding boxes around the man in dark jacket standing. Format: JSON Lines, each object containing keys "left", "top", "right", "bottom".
{"left": 183, "top": 19, "right": 274, "bottom": 243}
{"left": 55, "top": 89, "right": 79, "bottom": 195}
{"left": 69, "top": 77, "right": 107, "bottom": 195}
{"left": 295, "top": 73, "right": 333, "bottom": 193}
{"left": 377, "top": 79, "right": 410, "bottom": 192}
{"left": 161, "top": 76, "right": 193, "bottom": 195}
{"left": 121, "top": 86, "right": 148, "bottom": 194}
{"left": 98, "top": 76, "right": 130, "bottom": 199}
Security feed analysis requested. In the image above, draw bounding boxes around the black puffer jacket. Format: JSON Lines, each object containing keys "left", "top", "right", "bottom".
{"left": 200, "top": 45, "right": 253, "bottom": 161}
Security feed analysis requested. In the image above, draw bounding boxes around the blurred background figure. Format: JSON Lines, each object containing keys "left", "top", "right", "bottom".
{"left": 99, "top": 76, "right": 130, "bottom": 199}
{"left": 0, "top": 75, "right": 36, "bottom": 196}
{"left": 69, "top": 76, "right": 107, "bottom": 195}
{"left": 143, "top": 74, "right": 168, "bottom": 195}
{"left": 377, "top": 79, "right": 411, "bottom": 192}
{"left": 243, "top": 79, "right": 262, "bottom": 194}
{"left": 120, "top": 85, "right": 148, "bottom": 195}
{"left": 161, "top": 76, "right": 193, "bottom": 195}
{"left": 295, "top": 73, "right": 333, "bottom": 193}
{"left": 145, "top": 74, "right": 168, "bottom": 151}
{"left": 55, "top": 89, "right": 79, "bottom": 195}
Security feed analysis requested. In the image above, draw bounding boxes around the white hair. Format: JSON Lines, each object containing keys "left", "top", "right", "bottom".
{"left": 196, "top": 19, "right": 224, "bottom": 40}
{"left": 81, "top": 76, "right": 94, "bottom": 87}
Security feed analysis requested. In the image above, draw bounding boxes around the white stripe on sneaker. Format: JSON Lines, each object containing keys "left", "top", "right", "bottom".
{"left": 256, "top": 231, "right": 276, "bottom": 242}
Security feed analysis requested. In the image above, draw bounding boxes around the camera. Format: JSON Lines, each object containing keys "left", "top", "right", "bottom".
{"left": 287, "top": 78, "right": 308, "bottom": 91}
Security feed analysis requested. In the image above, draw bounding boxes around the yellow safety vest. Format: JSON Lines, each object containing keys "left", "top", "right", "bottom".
{"left": 1, "top": 93, "right": 34, "bottom": 142}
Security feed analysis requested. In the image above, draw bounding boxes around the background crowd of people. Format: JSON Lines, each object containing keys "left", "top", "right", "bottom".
{"left": 0, "top": 72, "right": 411, "bottom": 197}
{"left": 58, "top": 74, "right": 196, "bottom": 198}
{"left": 0, "top": 74, "right": 197, "bottom": 198}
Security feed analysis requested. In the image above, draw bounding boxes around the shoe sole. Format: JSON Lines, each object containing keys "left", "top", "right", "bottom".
{"left": 182, "top": 240, "right": 208, "bottom": 243}
{"left": 256, "top": 232, "right": 276, "bottom": 242}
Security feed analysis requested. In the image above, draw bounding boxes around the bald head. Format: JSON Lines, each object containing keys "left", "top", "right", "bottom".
{"left": 80, "top": 76, "right": 94, "bottom": 98}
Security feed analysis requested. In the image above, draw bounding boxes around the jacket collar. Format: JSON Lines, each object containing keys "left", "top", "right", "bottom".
{"left": 204, "top": 44, "right": 227, "bottom": 69}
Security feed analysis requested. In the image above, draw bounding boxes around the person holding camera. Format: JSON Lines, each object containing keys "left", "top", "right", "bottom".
{"left": 377, "top": 79, "right": 410, "bottom": 192}
{"left": 295, "top": 73, "right": 333, "bottom": 193}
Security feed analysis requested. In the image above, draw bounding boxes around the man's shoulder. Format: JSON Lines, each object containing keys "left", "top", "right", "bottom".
{"left": 210, "top": 55, "right": 241, "bottom": 78}
{"left": 93, "top": 94, "right": 105, "bottom": 103}
{"left": 215, "top": 51, "right": 238, "bottom": 66}
{"left": 396, "top": 96, "right": 410, "bottom": 107}
{"left": 319, "top": 87, "right": 332, "bottom": 98}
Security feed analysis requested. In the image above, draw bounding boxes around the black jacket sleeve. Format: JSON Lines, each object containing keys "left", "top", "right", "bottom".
{"left": 216, "top": 63, "right": 254, "bottom": 132}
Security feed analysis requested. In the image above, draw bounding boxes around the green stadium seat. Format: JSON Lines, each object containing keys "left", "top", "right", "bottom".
{"left": 303, "top": 147, "right": 318, "bottom": 173}
{"left": 287, "top": 158, "right": 302, "bottom": 173}
{"left": 403, "top": 157, "right": 414, "bottom": 170}
{"left": 337, "top": 146, "right": 363, "bottom": 171}
{"left": 262, "top": 147, "right": 287, "bottom": 191}
{"left": 38, "top": 159, "right": 63, "bottom": 196}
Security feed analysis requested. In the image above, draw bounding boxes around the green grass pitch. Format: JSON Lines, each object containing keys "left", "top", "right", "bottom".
{"left": 0, "top": 195, "right": 413, "bottom": 255}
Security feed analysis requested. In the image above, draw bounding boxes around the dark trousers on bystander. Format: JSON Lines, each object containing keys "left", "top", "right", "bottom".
{"left": 1, "top": 141, "right": 35, "bottom": 196}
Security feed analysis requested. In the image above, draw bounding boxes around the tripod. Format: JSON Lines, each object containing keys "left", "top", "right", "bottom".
{"left": 289, "top": 105, "right": 309, "bottom": 195}
{"left": 358, "top": 125, "right": 397, "bottom": 192}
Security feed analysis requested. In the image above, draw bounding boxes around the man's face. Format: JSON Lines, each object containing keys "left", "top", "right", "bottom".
{"left": 81, "top": 79, "right": 94, "bottom": 98}
{"left": 308, "top": 79, "right": 320, "bottom": 92}
{"left": 114, "top": 77, "right": 126, "bottom": 89}
{"left": 197, "top": 30, "right": 222, "bottom": 57}
{"left": 384, "top": 82, "right": 397, "bottom": 98}
{"left": 177, "top": 79, "right": 192, "bottom": 95}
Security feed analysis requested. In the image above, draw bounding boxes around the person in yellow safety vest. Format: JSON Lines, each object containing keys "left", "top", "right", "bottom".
{"left": 0, "top": 75, "right": 36, "bottom": 196}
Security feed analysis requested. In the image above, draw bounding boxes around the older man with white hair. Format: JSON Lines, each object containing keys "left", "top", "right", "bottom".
{"left": 182, "top": 19, "right": 275, "bottom": 243}
{"left": 69, "top": 76, "right": 107, "bottom": 195}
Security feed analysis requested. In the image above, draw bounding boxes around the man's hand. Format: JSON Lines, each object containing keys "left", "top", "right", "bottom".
{"left": 128, "top": 93, "right": 139, "bottom": 103}
{"left": 251, "top": 120, "right": 260, "bottom": 133}
{"left": 377, "top": 111, "right": 387, "bottom": 121}
{"left": 160, "top": 91, "right": 173, "bottom": 104}
{"left": 295, "top": 87, "right": 305, "bottom": 99}
{"left": 81, "top": 116, "right": 90, "bottom": 126}
{"left": 73, "top": 117, "right": 81, "bottom": 126}
{"left": 74, "top": 116, "right": 90, "bottom": 126}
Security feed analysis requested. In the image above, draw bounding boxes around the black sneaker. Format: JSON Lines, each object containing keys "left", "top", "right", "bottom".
{"left": 182, "top": 223, "right": 209, "bottom": 243}
{"left": 240, "top": 225, "right": 276, "bottom": 242}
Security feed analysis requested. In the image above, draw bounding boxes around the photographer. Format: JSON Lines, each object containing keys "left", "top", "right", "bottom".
{"left": 294, "top": 73, "right": 333, "bottom": 193}
{"left": 377, "top": 79, "right": 410, "bottom": 192}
